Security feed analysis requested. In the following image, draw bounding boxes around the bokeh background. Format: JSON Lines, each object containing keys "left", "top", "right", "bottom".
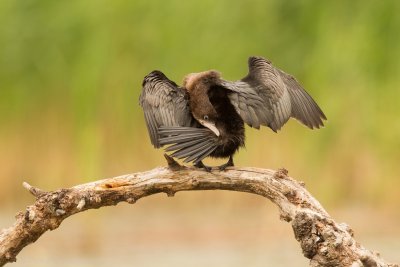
{"left": 1, "top": 0, "right": 399, "bottom": 266}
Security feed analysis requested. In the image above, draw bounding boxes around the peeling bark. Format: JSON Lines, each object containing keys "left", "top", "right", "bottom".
{"left": 0, "top": 165, "right": 397, "bottom": 267}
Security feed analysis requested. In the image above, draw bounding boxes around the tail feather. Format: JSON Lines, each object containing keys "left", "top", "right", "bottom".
{"left": 158, "top": 126, "right": 218, "bottom": 163}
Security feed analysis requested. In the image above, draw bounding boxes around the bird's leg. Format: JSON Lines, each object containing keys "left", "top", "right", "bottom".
{"left": 194, "top": 160, "right": 212, "bottom": 172}
{"left": 164, "top": 154, "right": 183, "bottom": 171}
{"left": 218, "top": 156, "right": 234, "bottom": 171}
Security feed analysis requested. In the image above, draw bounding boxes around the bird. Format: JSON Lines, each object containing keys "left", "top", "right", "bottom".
{"left": 139, "top": 56, "right": 326, "bottom": 171}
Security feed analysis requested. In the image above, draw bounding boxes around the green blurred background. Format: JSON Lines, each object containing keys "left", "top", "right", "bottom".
{"left": 1, "top": 0, "right": 399, "bottom": 266}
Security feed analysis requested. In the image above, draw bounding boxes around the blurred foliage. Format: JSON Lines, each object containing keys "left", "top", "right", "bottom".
{"left": 0, "top": 0, "right": 399, "bottom": 211}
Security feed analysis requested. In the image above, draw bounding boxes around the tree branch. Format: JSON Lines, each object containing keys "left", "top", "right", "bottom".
{"left": 0, "top": 165, "right": 398, "bottom": 267}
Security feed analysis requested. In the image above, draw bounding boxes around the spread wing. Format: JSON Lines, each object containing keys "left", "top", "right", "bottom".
{"left": 139, "top": 70, "right": 193, "bottom": 148}
{"left": 219, "top": 56, "right": 327, "bottom": 132}
{"left": 140, "top": 70, "right": 218, "bottom": 163}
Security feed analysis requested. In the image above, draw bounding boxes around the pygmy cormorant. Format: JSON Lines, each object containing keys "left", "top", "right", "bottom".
{"left": 139, "top": 56, "right": 326, "bottom": 171}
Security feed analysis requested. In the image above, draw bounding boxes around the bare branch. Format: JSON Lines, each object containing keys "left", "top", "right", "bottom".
{"left": 0, "top": 167, "right": 398, "bottom": 267}
{"left": 22, "top": 182, "right": 45, "bottom": 198}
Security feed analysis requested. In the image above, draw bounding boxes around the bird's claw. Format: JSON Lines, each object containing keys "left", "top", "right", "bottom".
{"left": 217, "top": 156, "right": 234, "bottom": 171}
{"left": 203, "top": 166, "right": 212, "bottom": 172}
{"left": 218, "top": 165, "right": 228, "bottom": 171}
{"left": 194, "top": 161, "right": 212, "bottom": 172}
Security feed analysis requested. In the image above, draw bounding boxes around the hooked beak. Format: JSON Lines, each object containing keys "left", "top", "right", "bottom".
{"left": 199, "top": 119, "right": 220, "bottom": 136}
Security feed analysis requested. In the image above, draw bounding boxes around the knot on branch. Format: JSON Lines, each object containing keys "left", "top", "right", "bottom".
{"left": 293, "top": 212, "right": 321, "bottom": 259}
{"left": 274, "top": 168, "right": 288, "bottom": 179}
{"left": 292, "top": 212, "right": 364, "bottom": 266}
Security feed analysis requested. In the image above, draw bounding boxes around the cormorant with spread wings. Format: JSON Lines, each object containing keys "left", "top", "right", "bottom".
{"left": 139, "top": 56, "right": 326, "bottom": 171}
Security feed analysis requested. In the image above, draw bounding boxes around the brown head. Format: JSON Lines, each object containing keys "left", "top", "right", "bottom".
{"left": 183, "top": 70, "right": 221, "bottom": 92}
{"left": 183, "top": 70, "right": 221, "bottom": 136}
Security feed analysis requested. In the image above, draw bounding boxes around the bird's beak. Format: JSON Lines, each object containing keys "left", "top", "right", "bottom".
{"left": 199, "top": 120, "right": 220, "bottom": 136}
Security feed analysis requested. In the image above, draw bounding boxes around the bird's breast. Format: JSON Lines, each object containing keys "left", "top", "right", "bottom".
{"left": 208, "top": 117, "right": 245, "bottom": 158}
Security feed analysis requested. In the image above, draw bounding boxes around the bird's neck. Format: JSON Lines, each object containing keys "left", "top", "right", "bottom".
{"left": 188, "top": 84, "right": 214, "bottom": 116}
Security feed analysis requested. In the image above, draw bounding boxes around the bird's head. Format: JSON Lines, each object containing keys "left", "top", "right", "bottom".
{"left": 183, "top": 70, "right": 221, "bottom": 136}
{"left": 193, "top": 105, "right": 220, "bottom": 136}
{"left": 183, "top": 70, "right": 221, "bottom": 92}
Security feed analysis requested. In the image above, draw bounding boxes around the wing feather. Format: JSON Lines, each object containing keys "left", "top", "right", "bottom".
{"left": 219, "top": 56, "right": 326, "bottom": 131}
{"left": 139, "top": 71, "right": 193, "bottom": 148}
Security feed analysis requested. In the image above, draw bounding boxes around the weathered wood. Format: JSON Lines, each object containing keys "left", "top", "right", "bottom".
{"left": 0, "top": 166, "right": 397, "bottom": 266}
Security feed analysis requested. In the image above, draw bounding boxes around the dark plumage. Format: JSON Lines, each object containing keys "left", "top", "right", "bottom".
{"left": 139, "top": 56, "right": 327, "bottom": 171}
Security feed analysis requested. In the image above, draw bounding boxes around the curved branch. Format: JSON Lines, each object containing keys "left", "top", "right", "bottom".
{"left": 0, "top": 165, "right": 398, "bottom": 267}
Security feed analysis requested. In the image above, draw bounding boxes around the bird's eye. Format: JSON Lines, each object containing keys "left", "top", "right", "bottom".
{"left": 203, "top": 115, "right": 209, "bottom": 120}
